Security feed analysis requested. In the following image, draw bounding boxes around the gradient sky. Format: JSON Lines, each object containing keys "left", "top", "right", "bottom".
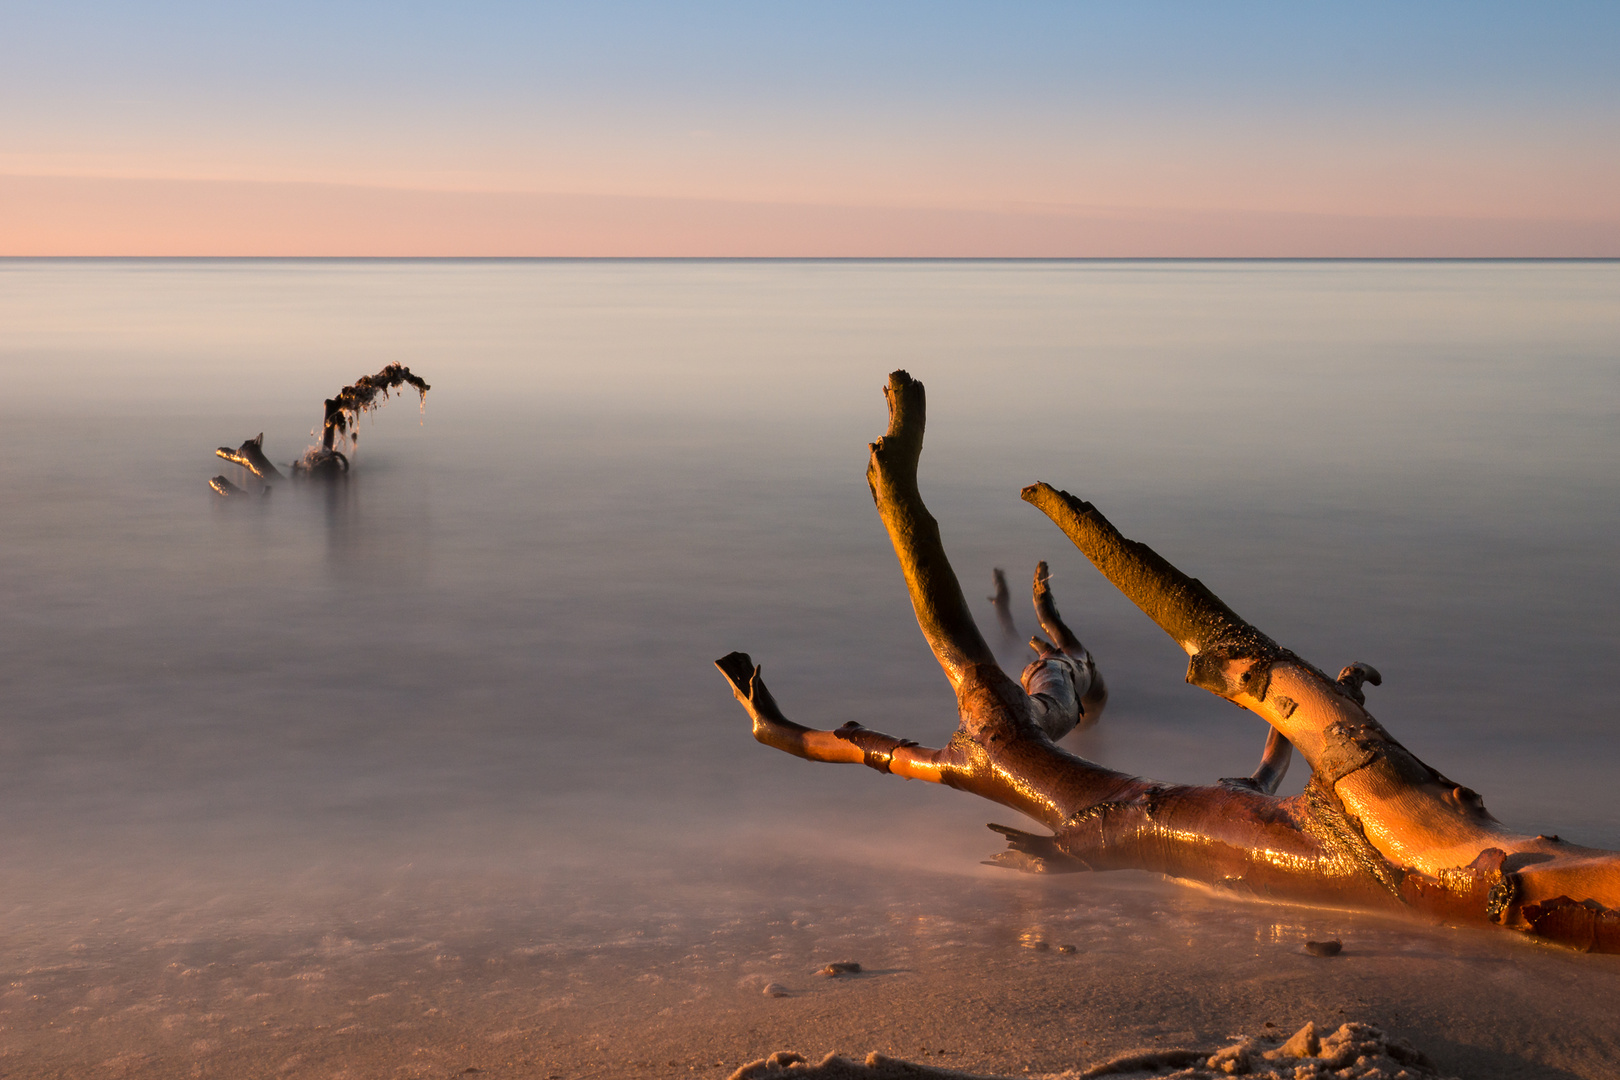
{"left": 4, "top": 1, "right": 1618, "bottom": 255}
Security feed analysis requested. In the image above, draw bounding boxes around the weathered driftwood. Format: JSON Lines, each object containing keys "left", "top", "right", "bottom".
{"left": 296, "top": 363, "right": 430, "bottom": 477}
{"left": 215, "top": 433, "right": 285, "bottom": 481}
{"left": 717, "top": 371, "right": 1620, "bottom": 953}
{"left": 210, "top": 365, "right": 431, "bottom": 490}
{"left": 987, "top": 568, "right": 1019, "bottom": 645}
{"left": 206, "top": 474, "right": 268, "bottom": 498}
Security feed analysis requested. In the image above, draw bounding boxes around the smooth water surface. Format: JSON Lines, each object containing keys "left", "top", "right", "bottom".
{"left": 1, "top": 259, "right": 1617, "bottom": 1076}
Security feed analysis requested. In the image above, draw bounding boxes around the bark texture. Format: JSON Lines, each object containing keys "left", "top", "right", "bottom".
{"left": 717, "top": 370, "right": 1620, "bottom": 953}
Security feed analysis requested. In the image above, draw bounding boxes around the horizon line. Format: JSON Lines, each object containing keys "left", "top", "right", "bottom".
{"left": 5, "top": 255, "right": 1618, "bottom": 263}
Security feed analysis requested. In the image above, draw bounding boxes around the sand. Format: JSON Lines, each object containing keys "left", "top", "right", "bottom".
{"left": 3, "top": 847, "right": 1619, "bottom": 1080}
{"left": 730, "top": 1019, "right": 1452, "bottom": 1079}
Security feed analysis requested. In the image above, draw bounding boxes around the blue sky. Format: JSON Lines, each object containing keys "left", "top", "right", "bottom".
{"left": 4, "top": 2, "right": 1617, "bottom": 254}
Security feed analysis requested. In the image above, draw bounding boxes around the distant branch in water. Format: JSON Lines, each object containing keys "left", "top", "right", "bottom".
{"left": 215, "top": 433, "right": 285, "bottom": 481}
{"left": 987, "top": 568, "right": 1020, "bottom": 644}
{"left": 210, "top": 365, "right": 432, "bottom": 492}
{"left": 297, "top": 363, "right": 432, "bottom": 477}
{"left": 207, "top": 475, "right": 266, "bottom": 498}
{"left": 322, "top": 364, "right": 431, "bottom": 450}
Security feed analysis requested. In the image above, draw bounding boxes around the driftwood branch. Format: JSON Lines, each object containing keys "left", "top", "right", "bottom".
{"left": 988, "top": 568, "right": 1019, "bottom": 644}
{"left": 210, "top": 366, "right": 431, "bottom": 491}
{"left": 319, "top": 363, "right": 431, "bottom": 451}
{"left": 207, "top": 475, "right": 264, "bottom": 498}
{"left": 719, "top": 371, "right": 1620, "bottom": 953}
{"left": 298, "top": 363, "right": 430, "bottom": 477}
{"left": 866, "top": 372, "right": 997, "bottom": 691}
{"left": 215, "top": 433, "right": 285, "bottom": 481}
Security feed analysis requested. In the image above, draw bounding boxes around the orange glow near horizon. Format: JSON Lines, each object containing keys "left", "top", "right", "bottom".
{"left": 5, "top": 174, "right": 1618, "bottom": 258}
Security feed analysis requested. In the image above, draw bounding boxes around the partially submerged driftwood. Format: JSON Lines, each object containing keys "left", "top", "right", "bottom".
{"left": 211, "top": 365, "right": 430, "bottom": 490}
{"left": 717, "top": 371, "right": 1620, "bottom": 953}
{"left": 215, "top": 433, "right": 284, "bottom": 481}
{"left": 297, "top": 362, "right": 431, "bottom": 477}
{"left": 206, "top": 473, "right": 264, "bottom": 498}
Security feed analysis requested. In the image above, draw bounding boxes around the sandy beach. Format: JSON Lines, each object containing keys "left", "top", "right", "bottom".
{"left": 5, "top": 842, "right": 1619, "bottom": 1080}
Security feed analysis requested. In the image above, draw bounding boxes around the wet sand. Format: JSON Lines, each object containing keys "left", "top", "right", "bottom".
{"left": 5, "top": 849, "right": 1618, "bottom": 1080}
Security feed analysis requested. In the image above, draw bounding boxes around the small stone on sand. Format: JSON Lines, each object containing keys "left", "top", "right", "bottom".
{"left": 1057, "top": 944, "right": 1077, "bottom": 954}
{"left": 819, "top": 962, "right": 862, "bottom": 977}
{"left": 1304, "top": 939, "right": 1343, "bottom": 957}
{"left": 763, "top": 983, "right": 789, "bottom": 998}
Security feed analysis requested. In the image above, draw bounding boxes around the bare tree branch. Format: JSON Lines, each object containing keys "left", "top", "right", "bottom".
{"left": 1021, "top": 481, "right": 1620, "bottom": 944}
{"left": 866, "top": 371, "right": 999, "bottom": 691}
{"left": 211, "top": 365, "right": 431, "bottom": 491}
{"left": 1029, "top": 560, "right": 1107, "bottom": 729}
{"left": 215, "top": 433, "right": 284, "bottom": 481}
{"left": 718, "top": 372, "right": 1620, "bottom": 954}
{"left": 319, "top": 363, "right": 431, "bottom": 452}
{"left": 988, "top": 568, "right": 1020, "bottom": 644}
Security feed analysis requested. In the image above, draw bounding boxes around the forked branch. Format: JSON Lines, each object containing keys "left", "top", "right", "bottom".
{"left": 718, "top": 372, "right": 1620, "bottom": 953}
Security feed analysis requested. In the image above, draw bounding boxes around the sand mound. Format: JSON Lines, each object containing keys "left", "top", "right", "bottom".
{"left": 730, "top": 1021, "right": 1456, "bottom": 1080}
{"left": 730, "top": 1050, "right": 1000, "bottom": 1079}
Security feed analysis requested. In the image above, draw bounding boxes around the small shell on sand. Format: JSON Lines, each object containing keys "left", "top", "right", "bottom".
{"left": 1304, "top": 939, "right": 1343, "bottom": 957}
{"left": 762, "top": 983, "right": 789, "bottom": 998}
{"left": 819, "top": 962, "right": 862, "bottom": 977}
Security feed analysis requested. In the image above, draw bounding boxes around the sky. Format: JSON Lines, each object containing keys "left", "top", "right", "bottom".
{"left": 3, "top": 1, "right": 1618, "bottom": 256}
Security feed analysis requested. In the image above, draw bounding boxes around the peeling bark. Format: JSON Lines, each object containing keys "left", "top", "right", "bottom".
{"left": 717, "top": 370, "right": 1620, "bottom": 953}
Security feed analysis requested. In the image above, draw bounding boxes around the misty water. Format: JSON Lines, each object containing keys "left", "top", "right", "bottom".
{"left": 1, "top": 259, "right": 1617, "bottom": 1077}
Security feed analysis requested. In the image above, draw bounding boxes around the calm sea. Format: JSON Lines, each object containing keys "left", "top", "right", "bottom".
{"left": 0, "top": 259, "right": 1617, "bottom": 1070}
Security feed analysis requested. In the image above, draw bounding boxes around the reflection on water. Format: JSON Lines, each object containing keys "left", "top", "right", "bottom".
{"left": 0, "top": 259, "right": 1617, "bottom": 1073}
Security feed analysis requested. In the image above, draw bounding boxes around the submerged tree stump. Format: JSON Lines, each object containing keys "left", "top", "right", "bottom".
{"left": 210, "top": 365, "right": 430, "bottom": 490}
